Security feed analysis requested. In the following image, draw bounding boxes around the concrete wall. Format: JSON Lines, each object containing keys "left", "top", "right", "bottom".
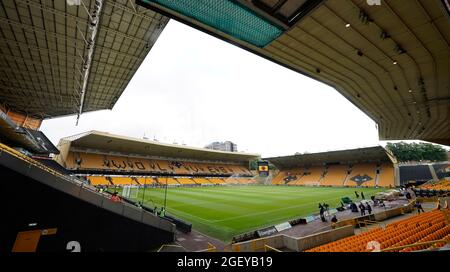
{"left": 394, "top": 164, "right": 400, "bottom": 187}
{"left": 374, "top": 207, "right": 405, "bottom": 221}
{"left": 0, "top": 149, "right": 176, "bottom": 252}
{"left": 428, "top": 164, "right": 439, "bottom": 181}
{"left": 231, "top": 235, "right": 285, "bottom": 252}
{"left": 231, "top": 225, "right": 354, "bottom": 252}
{"left": 295, "top": 225, "right": 354, "bottom": 252}
{"left": 54, "top": 139, "right": 71, "bottom": 167}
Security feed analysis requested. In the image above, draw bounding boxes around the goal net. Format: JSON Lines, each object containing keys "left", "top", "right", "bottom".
{"left": 122, "top": 185, "right": 139, "bottom": 199}
{"left": 304, "top": 181, "right": 320, "bottom": 187}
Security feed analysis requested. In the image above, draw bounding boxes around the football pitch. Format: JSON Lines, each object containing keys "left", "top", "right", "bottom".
{"left": 130, "top": 185, "right": 385, "bottom": 241}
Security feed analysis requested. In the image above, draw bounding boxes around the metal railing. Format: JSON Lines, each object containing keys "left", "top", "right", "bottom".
{"left": 357, "top": 219, "right": 385, "bottom": 230}
{"left": 223, "top": 244, "right": 233, "bottom": 252}
{"left": 156, "top": 244, "right": 184, "bottom": 252}
{"left": 0, "top": 142, "right": 173, "bottom": 227}
{"left": 196, "top": 242, "right": 217, "bottom": 252}
{"left": 0, "top": 143, "right": 68, "bottom": 179}
{"left": 381, "top": 239, "right": 449, "bottom": 252}
{"left": 264, "top": 244, "right": 282, "bottom": 252}
{"left": 0, "top": 143, "right": 94, "bottom": 189}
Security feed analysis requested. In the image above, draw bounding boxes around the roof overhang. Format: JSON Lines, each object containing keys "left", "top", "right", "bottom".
{"left": 264, "top": 146, "right": 396, "bottom": 169}
{"left": 137, "top": 0, "right": 450, "bottom": 145}
{"left": 0, "top": 0, "right": 169, "bottom": 119}
{"left": 58, "top": 130, "right": 260, "bottom": 163}
{"left": 422, "top": 138, "right": 450, "bottom": 147}
{"left": 0, "top": 110, "right": 59, "bottom": 154}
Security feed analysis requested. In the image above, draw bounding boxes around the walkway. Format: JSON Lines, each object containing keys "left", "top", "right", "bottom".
{"left": 170, "top": 197, "right": 416, "bottom": 251}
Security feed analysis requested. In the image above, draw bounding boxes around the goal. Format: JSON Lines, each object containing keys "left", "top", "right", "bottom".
{"left": 121, "top": 185, "right": 139, "bottom": 199}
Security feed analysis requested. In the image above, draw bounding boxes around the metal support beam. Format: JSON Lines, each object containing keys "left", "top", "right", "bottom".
{"left": 17, "top": 0, "right": 163, "bottom": 44}
{"left": 0, "top": 17, "right": 85, "bottom": 45}
{"left": 77, "top": 0, "right": 104, "bottom": 125}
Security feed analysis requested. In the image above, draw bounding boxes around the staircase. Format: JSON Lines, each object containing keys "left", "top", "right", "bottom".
{"left": 429, "top": 164, "right": 439, "bottom": 181}
{"left": 318, "top": 168, "right": 326, "bottom": 184}
{"left": 106, "top": 176, "right": 114, "bottom": 186}
{"left": 133, "top": 177, "right": 141, "bottom": 185}
{"left": 342, "top": 170, "right": 351, "bottom": 186}
{"left": 375, "top": 169, "right": 380, "bottom": 187}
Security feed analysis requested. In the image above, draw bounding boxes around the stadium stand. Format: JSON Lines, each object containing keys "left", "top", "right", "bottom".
{"left": 68, "top": 153, "right": 105, "bottom": 170}
{"left": 236, "top": 177, "right": 257, "bottom": 184}
{"left": 193, "top": 178, "right": 213, "bottom": 185}
{"left": 267, "top": 146, "right": 397, "bottom": 188}
{"left": 66, "top": 152, "right": 252, "bottom": 176}
{"left": 136, "top": 177, "right": 158, "bottom": 186}
{"left": 272, "top": 170, "right": 303, "bottom": 185}
{"left": 156, "top": 177, "right": 181, "bottom": 186}
{"left": 0, "top": 108, "right": 59, "bottom": 156}
{"left": 54, "top": 131, "right": 259, "bottom": 190}
{"left": 306, "top": 209, "right": 450, "bottom": 252}
{"left": 88, "top": 176, "right": 111, "bottom": 186}
{"left": 378, "top": 164, "right": 396, "bottom": 187}
{"left": 110, "top": 176, "right": 139, "bottom": 186}
{"left": 1, "top": 108, "right": 42, "bottom": 130}
{"left": 208, "top": 178, "right": 226, "bottom": 185}
{"left": 88, "top": 175, "right": 241, "bottom": 187}
{"left": 271, "top": 171, "right": 287, "bottom": 185}
{"left": 176, "top": 177, "right": 197, "bottom": 185}
{"left": 221, "top": 177, "right": 255, "bottom": 185}
{"left": 89, "top": 171, "right": 250, "bottom": 187}
{"left": 289, "top": 166, "right": 324, "bottom": 186}
{"left": 320, "top": 165, "right": 349, "bottom": 186}
{"left": 420, "top": 179, "right": 450, "bottom": 191}
{"left": 346, "top": 163, "right": 377, "bottom": 187}
{"left": 221, "top": 177, "right": 238, "bottom": 184}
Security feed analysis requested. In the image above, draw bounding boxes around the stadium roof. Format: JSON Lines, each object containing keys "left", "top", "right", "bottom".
{"left": 59, "top": 130, "right": 260, "bottom": 163}
{"left": 264, "top": 146, "right": 396, "bottom": 169}
{"left": 0, "top": 0, "right": 168, "bottom": 120}
{"left": 136, "top": 0, "right": 450, "bottom": 146}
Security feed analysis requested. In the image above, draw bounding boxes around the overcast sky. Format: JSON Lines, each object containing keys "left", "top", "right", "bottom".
{"left": 41, "top": 20, "right": 392, "bottom": 158}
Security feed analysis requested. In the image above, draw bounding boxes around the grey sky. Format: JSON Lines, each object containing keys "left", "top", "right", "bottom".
{"left": 42, "top": 20, "right": 389, "bottom": 158}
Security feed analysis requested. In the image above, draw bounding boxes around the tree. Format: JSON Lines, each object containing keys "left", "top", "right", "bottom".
{"left": 385, "top": 142, "right": 448, "bottom": 162}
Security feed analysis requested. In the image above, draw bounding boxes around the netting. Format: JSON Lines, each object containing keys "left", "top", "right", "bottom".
{"left": 122, "top": 185, "right": 139, "bottom": 199}
{"left": 141, "top": 0, "right": 283, "bottom": 47}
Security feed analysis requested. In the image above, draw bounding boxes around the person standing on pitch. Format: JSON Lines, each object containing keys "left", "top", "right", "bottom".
{"left": 359, "top": 203, "right": 366, "bottom": 216}
{"left": 323, "top": 203, "right": 330, "bottom": 216}
{"left": 361, "top": 192, "right": 365, "bottom": 200}
{"left": 320, "top": 206, "right": 327, "bottom": 222}
{"left": 160, "top": 207, "right": 166, "bottom": 217}
{"left": 331, "top": 215, "right": 338, "bottom": 229}
{"left": 366, "top": 203, "right": 372, "bottom": 214}
{"left": 355, "top": 191, "right": 360, "bottom": 198}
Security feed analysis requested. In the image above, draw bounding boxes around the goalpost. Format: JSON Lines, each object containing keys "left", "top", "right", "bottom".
{"left": 122, "top": 185, "right": 139, "bottom": 199}
{"left": 304, "top": 181, "right": 320, "bottom": 187}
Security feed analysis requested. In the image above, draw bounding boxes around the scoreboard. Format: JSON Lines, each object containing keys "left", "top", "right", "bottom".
{"left": 257, "top": 161, "right": 269, "bottom": 177}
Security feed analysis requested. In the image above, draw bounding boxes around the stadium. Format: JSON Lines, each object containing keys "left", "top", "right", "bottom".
{"left": 1, "top": 0, "right": 449, "bottom": 254}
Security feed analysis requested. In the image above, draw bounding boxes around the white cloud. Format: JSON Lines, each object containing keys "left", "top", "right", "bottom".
{"left": 41, "top": 20, "right": 381, "bottom": 158}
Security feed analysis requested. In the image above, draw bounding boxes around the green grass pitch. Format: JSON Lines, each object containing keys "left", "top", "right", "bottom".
{"left": 128, "top": 185, "right": 385, "bottom": 242}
